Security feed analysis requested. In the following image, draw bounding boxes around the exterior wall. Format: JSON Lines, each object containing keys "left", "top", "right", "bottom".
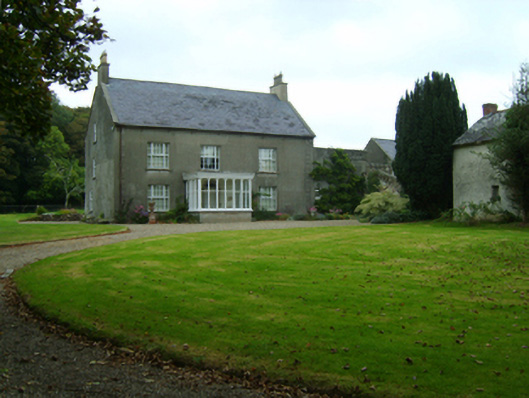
{"left": 85, "top": 87, "right": 119, "bottom": 220}
{"left": 313, "top": 147, "right": 368, "bottom": 174}
{"left": 116, "top": 128, "right": 314, "bottom": 219}
{"left": 453, "top": 144, "right": 517, "bottom": 213}
{"left": 364, "top": 140, "right": 389, "bottom": 165}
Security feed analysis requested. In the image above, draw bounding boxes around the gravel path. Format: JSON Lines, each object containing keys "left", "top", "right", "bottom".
{"left": 0, "top": 220, "right": 361, "bottom": 397}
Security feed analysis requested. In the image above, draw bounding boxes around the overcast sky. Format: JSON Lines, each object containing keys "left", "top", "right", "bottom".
{"left": 53, "top": 0, "right": 529, "bottom": 150}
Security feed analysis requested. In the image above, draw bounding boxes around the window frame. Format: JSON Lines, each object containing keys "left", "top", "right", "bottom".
{"left": 148, "top": 184, "right": 170, "bottom": 212}
{"left": 258, "top": 148, "right": 277, "bottom": 173}
{"left": 259, "top": 186, "right": 277, "bottom": 211}
{"left": 147, "top": 142, "right": 170, "bottom": 170}
{"left": 92, "top": 159, "right": 96, "bottom": 179}
{"left": 200, "top": 145, "right": 220, "bottom": 171}
{"left": 93, "top": 122, "right": 97, "bottom": 143}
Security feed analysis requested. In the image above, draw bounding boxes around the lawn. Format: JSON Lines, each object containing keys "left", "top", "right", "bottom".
{"left": 0, "top": 214, "right": 127, "bottom": 246}
{"left": 13, "top": 223, "right": 529, "bottom": 397}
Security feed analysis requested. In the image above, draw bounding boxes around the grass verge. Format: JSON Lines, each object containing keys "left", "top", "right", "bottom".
{"left": 0, "top": 214, "right": 127, "bottom": 246}
{"left": 13, "top": 223, "right": 529, "bottom": 397}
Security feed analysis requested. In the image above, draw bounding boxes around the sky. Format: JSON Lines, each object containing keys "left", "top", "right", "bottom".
{"left": 53, "top": 0, "right": 529, "bottom": 150}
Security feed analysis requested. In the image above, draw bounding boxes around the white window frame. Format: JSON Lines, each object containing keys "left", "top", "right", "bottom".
{"left": 201, "top": 145, "right": 220, "bottom": 170}
{"left": 259, "top": 186, "right": 277, "bottom": 211}
{"left": 147, "top": 142, "right": 169, "bottom": 170}
{"left": 184, "top": 172, "right": 254, "bottom": 212}
{"left": 259, "top": 148, "right": 277, "bottom": 173}
{"left": 148, "top": 184, "right": 170, "bottom": 212}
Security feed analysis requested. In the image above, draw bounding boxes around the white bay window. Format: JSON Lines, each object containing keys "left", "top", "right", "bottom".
{"left": 184, "top": 172, "right": 254, "bottom": 212}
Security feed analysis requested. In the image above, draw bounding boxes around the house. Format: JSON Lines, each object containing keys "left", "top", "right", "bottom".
{"left": 85, "top": 53, "right": 315, "bottom": 223}
{"left": 452, "top": 103, "right": 517, "bottom": 214}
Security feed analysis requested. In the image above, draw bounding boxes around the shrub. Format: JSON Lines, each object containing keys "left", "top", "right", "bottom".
{"left": 355, "top": 190, "right": 409, "bottom": 221}
{"left": 35, "top": 205, "right": 48, "bottom": 215}
{"left": 252, "top": 209, "right": 277, "bottom": 221}
{"left": 131, "top": 205, "right": 149, "bottom": 224}
{"left": 115, "top": 198, "right": 133, "bottom": 224}
{"left": 157, "top": 198, "right": 198, "bottom": 223}
{"left": 444, "top": 201, "right": 519, "bottom": 225}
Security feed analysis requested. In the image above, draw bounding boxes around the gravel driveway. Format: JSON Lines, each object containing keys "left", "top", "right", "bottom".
{"left": 0, "top": 220, "right": 361, "bottom": 397}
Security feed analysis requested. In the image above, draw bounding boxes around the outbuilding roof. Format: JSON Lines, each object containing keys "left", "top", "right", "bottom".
{"left": 102, "top": 78, "right": 315, "bottom": 138}
{"left": 453, "top": 111, "right": 506, "bottom": 146}
{"left": 371, "top": 138, "right": 396, "bottom": 160}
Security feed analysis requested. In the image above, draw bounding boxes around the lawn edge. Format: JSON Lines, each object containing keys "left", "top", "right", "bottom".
{"left": 0, "top": 227, "right": 130, "bottom": 249}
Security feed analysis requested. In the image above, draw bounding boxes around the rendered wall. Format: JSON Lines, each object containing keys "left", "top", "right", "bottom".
{"left": 453, "top": 144, "right": 516, "bottom": 213}
{"left": 118, "top": 128, "right": 315, "bottom": 219}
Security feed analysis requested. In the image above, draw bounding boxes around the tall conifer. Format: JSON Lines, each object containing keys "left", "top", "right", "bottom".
{"left": 393, "top": 72, "right": 467, "bottom": 217}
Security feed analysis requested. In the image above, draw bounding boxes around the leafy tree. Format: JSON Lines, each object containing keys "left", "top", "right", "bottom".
{"left": 0, "top": 0, "right": 107, "bottom": 138}
{"left": 27, "top": 127, "right": 84, "bottom": 207}
{"left": 310, "top": 149, "right": 365, "bottom": 214}
{"left": 393, "top": 72, "right": 467, "bottom": 217}
{"left": 487, "top": 63, "right": 529, "bottom": 222}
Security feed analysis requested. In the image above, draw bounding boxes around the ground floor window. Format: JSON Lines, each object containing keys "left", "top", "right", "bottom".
{"left": 148, "top": 184, "right": 170, "bottom": 212}
{"left": 184, "top": 172, "right": 254, "bottom": 211}
{"left": 259, "top": 186, "right": 277, "bottom": 211}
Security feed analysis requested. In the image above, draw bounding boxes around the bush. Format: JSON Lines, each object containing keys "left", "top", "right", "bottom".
{"left": 157, "top": 198, "right": 198, "bottom": 224}
{"left": 35, "top": 205, "right": 48, "bottom": 215}
{"left": 371, "top": 209, "right": 430, "bottom": 224}
{"left": 355, "top": 190, "right": 409, "bottom": 221}
{"left": 131, "top": 205, "right": 149, "bottom": 224}
{"left": 253, "top": 209, "right": 277, "bottom": 221}
{"left": 443, "top": 201, "right": 519, "bottom": 225}
{"left": 114, "top": 199, "right": 133, "bottom": 224}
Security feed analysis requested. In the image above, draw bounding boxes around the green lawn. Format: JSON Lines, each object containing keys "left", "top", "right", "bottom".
{"left": 0, "top": 214, "right": 127, "bottom": 246}
{"left": 14, "top": 223, "right": 529, "bottom": 397}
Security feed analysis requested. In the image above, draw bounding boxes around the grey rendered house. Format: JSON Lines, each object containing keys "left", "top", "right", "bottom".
{"left": 85, "top": 53, "right": 315, "bottom": 223}
{"left": 452, "top": 103, "right": 517, "bottom": 214}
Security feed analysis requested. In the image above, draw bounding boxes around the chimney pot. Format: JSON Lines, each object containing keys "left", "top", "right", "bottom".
{"left": 270, "top": 73, "right": 288, "bottom": 101}
{"left": 98, "top": 51, "right": 109, "bottom": 85}
{"left": 482, "top": 103, "right": 498, "bottom": 116}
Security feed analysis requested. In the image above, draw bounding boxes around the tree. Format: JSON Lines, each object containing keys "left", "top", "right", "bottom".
{"left": 393, "top": 72, "right": 467, "bottom": 217}
{"left": 0, "top": 0, "right": 107, "bottom": 138}
{"left": 27, "top": 127, "right": 84, "bottom": 207}
{"left": 310, "top": 149, "right": 365, "bottom": 214}
{"left": 487, "top": 63, "right": 529, "bottom": 222}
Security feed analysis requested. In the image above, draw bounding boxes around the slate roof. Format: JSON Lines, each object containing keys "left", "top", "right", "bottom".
{"left": 453, "top": 111, "right": 506, "bottom": 146}
{"left": 103, "top": 78, "right": 315, "bottom": 138}
{"left": 372, "top": 138, "right": 396, "bottom": 160}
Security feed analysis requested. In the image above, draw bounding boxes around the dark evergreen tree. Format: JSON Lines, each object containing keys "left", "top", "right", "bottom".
{"left": 310, "top": 149, "right": 365, "bottom": 214}
{"left": 393, "top": 72, "right": 467, "bottom": 217}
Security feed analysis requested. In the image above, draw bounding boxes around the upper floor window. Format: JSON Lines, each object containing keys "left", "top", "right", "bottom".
{"left": 259, "top": 148, "right": 277, "bottom": 173}
{"left": 92, "top": 159, "right": 96, "bottom": 179}
{"left": 148, "top": 184, "right": 170, "bottom": 212}
{"left": 147, "top": 142, "right": 169, "bottom": 169}
{"left": 93, "top": 123, "right": 97, "bottom": 143}
{"left": 201, "top": 145, "right": 220, "bottom": 170}
{"left": 259, "top": 186, "right": 277, "bottom": 211}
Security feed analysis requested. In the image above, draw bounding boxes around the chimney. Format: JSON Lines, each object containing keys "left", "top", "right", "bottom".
{"left": 482, "top": 103, "right": 498, "bottom": 116}
{"left": 270, "top": 73, "right": 288, "bottom": 101}
{"left": 98, "top": 51, "right": 109, "bottom": 85}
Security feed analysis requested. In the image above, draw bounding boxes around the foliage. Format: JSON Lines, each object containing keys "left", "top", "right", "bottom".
{"left": 365, "top": 170, "right": 382, "bottom": 193}
{"left": 157, "top": 198, "right": 198, "bottom": 223}
{"left": 114, "top": 198, "right": 133, "bottom": 224}
{"left": 393, "top": 72, "right": 468, "bottom": 218}
{"left": 0, "top": 0, "right": 107, "bottom": 138}
{"left": 0, "top": 213, "right": 125, "bottom": 246}
{"left": 354, "top": 190, "right": 409, "bottom": 220}
{"left": 310, "top": 148, "right": 365, "bottom": 214}
{"left": 35, "top": 205, "right": 48, "bottom": 215}
{"left": 131, "top": 205, "right": 149, "bottom": 224}
{"left": 0, "top": 97, "right": 89, "bottom": 206}
{"left": 487, "top": 63, "right": 529, "bottom": 223}
{"left": 14, "top": 224, "right": 529, "bottom": 397}
{"left": 26, "top": 127, "right": 84, "bottom": 208}
{"left": 252, "top": 209, "right": 278, "bottom": 221}
{"left": 444, "top": 200, "right": 519, "bottom": 225}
